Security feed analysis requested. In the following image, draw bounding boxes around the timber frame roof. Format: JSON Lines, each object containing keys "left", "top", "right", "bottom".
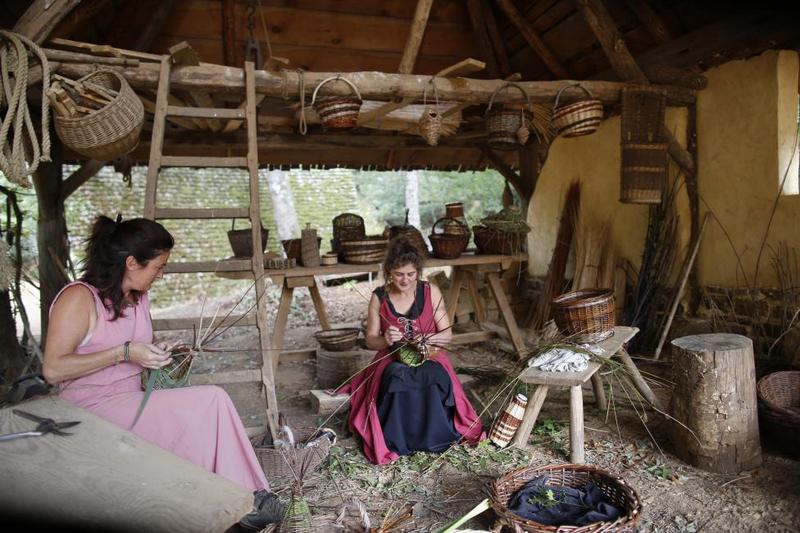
{"left": 4, "top": 0, "right": 799, "bottom": 172}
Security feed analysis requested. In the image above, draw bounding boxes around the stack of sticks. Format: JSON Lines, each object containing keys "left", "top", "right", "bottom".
{"left": 45, "top": 74, "right": 118, "bottom": 118}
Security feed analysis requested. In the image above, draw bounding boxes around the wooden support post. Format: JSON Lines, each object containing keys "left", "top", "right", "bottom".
{"left": 398, "top": 0, "right": 435, "bottom": 74}
{"left": 495, "top": 0, "right": 570, "bottom": 78}
{"left": 308, "top": 280, "right": 331, "bottom": 330}
{"left": 222, "top": 0, "right": 238, "bottom": 67}
{"left": 465, "top": 272, "right": 486, "bottom": 324}
{"left": 590, "top": 373, "right": 607, "bottom": 412}
{"left": 143, "top": 57, "right": 171, "bottom": 220}
{"left": 569, "top": 385, "right": 585, "bottom": 463}
{"left": 446, "top": 268, "right": 466, "bottom": 324}
{"left": 485, "top": 271, "right": 527, "bottom": 357}
{"left": 466, "top": 0, "right": 501, "bottom": 78}
{"left": 270, "top": 283, "right": 294, "bottom": 373}
{"left": 510, "top": 385, "right": 548, "bottom": 448}
{"left": 483, "top": 148, "right": 531, "bottom": 202}
{"left": 669, "top": 334, "right": 762, "bottom": 473}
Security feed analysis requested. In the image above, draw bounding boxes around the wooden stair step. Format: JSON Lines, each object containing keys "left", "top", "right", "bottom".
{"left": 166, "top": 105, "right": 245, "bottom": 120}
{"left": 154, "top": 207, "right": 249, "bottom": 219}
{"left": 160, "top": 155, "right": 248, "bottom": 168}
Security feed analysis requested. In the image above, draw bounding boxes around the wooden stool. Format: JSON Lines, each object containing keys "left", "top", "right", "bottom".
{"left": 511, "top": 361, "right": 601, "bottom": 463}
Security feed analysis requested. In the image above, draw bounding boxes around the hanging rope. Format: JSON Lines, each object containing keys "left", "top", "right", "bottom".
{"left": 0, "top": 30, "right": 51, "bottom": 189}
{"left": 296, "top": 69, "right": 307, "bottom": 135}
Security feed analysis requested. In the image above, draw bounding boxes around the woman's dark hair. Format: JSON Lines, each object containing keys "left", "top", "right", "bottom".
{"left": 81, "top": 215, "right": 174, "bottom": 320}
{"left": 383, "top": 237, "right": 424, "bottom": 283}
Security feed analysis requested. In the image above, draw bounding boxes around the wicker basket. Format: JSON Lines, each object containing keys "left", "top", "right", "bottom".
{"left": 332, "top": 213, "right": 366, "bottom": 260}
{"left": 757, "top": 371, "right": 800, "bottom": 454}
{"left": 488, "top": 464, "right": 642, "bottom": 532}
{"left": 621, "top": 85, "right": 666, "bottom": 143}
{"left": 429, "top": 217, "right": 469, "bottom": 259}
{"left": 317, "top": 346, "right": 373, "bottom": 389}
{"left": 227, "top": 220, "right": 268, "bottom": 258}
{"left": 311, "top": 76, "right": 362, "bottom": 129}
{"left": 552, "top": 83, "right": 603, "bottom": 138}
{"left": 486, "top": 83, "right": 534, "bottom": 150}
{"left": 386, "top": 225, "right": 429, "bottom": 257}
{"left": 473, "top": 225, "right": 526, "bottom": 255}
{"left": 320, "top": 252, "right": 338, "bottom": 266}
{"left": 54, "top": 69, "right": 144, "bottom": 160}
{"left": 250, "top": 431, "right": 332, "bottom": 490}
{"left": 344, "top": 248, "right": 386, "bottom": 265}
{"left": 620, "top": 142, "right": 668, "bottom": 204}
{"left": 551, "top": 289, "right": 615, "bottom": 343}
{"left": 340, "top": 235, "right": 389, "bottom": 264}
{"left": 314, "top": 328, "right": 360, "bottom": 351}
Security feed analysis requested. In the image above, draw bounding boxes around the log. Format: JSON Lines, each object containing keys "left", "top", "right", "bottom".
{"left": 644, "top": 64, "right": 708, "bottom": 90}
{"left": 12, "top": 0, "right": 82, "bottom": 44}
{"left": 466, "top": 0, "right": 500, "bottom": 78}
{"left": 669, "top": 334, "right": 762, "bottom": 473}
{"left": 398, "top": 0, "right": 435, "bottom": 74}
{"left": 0, "top": 396, "right": 252, "bottom": 531}
{"left": 495, "top": 0, "right": 570, "bottom": 78}
{"left": 53, "top": 61, "right": 697, "bottom": 106}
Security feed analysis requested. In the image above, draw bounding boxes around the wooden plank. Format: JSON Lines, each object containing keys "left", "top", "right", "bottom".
{"left": 450, "top": 330, "right": 497, "bottom": 345}
{"left": 55, "top": 61, "right": 696, "bottom": 105}
{"left": 286, "top": 275, "right": 316, "bottom": 288}
{"left": 309, "top": 389, "right": 351, "bottom": 415}
{"left": 398, "top": 0, "right": 435, "bottom": 74}
{"left": 465, "top": 271, "right": 486, "bottom": 324}
{"left": 165, "top": 259, "right": 252, "bottom": 274}
{"left": 141, "top": 94, "right": 202, "bottom": 130}
{"left": 154, "top": 207, "right": 249, "bottom": 220}
{"left": 143, "top": 57, "right": 171, "bottom": 220}
{"left": 496, "top": 0, "right": 570, "bottom": 78}
{"left": 269, "top": 284, "right": 295, "bottom": 371}
{"left": 12, "top": 0, "right": 82, "bottom": 44}
{"left": 191, "top": 369, "right": 262, "bottom": 385}
{"left": 160, "top": 155, "right": 248, "bottom": 168}
{"left": 60, "top": 160, "right": 106, "bottom": 201}
{"left": 0, "top": 397, "right": 251, "bottom": 531}
{"left": 591, "top": 373, "right": 607, "bottom": 412}
{"left": 466, "top": 0, "right": 500, "bottom": 78}
{"left": 222, "top": 0, "right": 238, "bottom": 66}
{"left": 446, "top": 268, "right": 466, "bottom": 324}
{"left": 486, "top": 271, "right": 528, "bottom": 357}
{"left": 152, "top": 314, "right": 257, "bottom": 331}
{"left": 518, "top": 361, "right": 601, "bottom": 387}
{"left": 167, "top": 105, "right": 245, "bottom": 119}
{"left": 48, "top": 37, "right": 163, "bottom": 62}
{"left": 308, "top": 282, "right": 332, "bottom": 330}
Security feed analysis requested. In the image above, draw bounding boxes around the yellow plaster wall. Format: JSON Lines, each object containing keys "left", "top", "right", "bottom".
{"left": 696, "top": 50, "right": 800, "bottom": 288}
{"left": 526, "top": 108, "right": 689, "bottom": 279}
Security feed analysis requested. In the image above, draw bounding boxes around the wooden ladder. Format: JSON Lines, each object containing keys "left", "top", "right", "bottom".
{"left": 143, "top": 57, "right": 279, "bottom": 438}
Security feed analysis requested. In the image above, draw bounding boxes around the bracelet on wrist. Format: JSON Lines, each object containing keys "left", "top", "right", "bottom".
{"left": 123, "top": 341, "right": 131, "bottom": 362}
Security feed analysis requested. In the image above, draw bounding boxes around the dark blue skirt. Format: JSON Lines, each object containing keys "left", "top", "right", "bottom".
{"left": 377, "top": 360, "right": 462, "bottom": 456}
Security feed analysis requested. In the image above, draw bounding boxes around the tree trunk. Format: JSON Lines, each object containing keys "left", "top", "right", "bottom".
{"left": 0, "top": 290, "right": 26, "bottom": 382}
{"left": 32, "top": 145, "right": 69, "bottom": 343}
{"left": 265, "top": 169, "right": 299, "bottom": 241}
{"left": 405, "top": 170, "right": 420, "bottom": 228}
{"left": 669, "top": 333, "right": 762, "bottom": 473}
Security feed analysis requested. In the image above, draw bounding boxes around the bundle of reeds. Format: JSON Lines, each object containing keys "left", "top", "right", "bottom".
{"left": 571, "top": 215, "right": 615, "bottom": 291}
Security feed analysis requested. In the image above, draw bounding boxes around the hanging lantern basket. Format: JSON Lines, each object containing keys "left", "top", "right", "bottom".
{"left": 418, "top": 78, "right": 443, "bottom": 146}
{"left": 310, "top": 76, "right": 362, "bottom": 129}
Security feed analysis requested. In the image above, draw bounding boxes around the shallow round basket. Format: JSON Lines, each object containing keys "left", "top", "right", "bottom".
{"left": 551, "top": 289, "right": 615, "bottom": 343}
{"left": 320, "top": 252, "right": 338, "bottom": 266}
{"left": 54, "top": 69, "right": 144, "bottom": 160}
{"left": 250, "top": 430, "right": 331, "bottom": 490}
{"left": 488, "top": 463, "right": 642, "bottom": 533}
{"left": 757, "top": 371, "right": 800, "bottom": 455}
{"left": 314, "top": 327, "right": 360, "bottom": 351}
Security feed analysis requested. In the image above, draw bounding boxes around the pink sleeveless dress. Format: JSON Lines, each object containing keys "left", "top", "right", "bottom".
{"left": 338, "top": 282, "right": 484, "bottom": 464}
{"left": 53, "top": 281, "right": 268, "bottom": 491}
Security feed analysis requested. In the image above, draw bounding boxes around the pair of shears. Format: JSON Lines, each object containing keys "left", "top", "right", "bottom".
{"left": 0, "top": 409, "right": 81, "bottom": 442}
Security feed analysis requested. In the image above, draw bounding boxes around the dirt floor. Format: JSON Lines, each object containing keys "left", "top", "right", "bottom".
{"left": 152, "top": 278, "right": 800, "bottom": 532}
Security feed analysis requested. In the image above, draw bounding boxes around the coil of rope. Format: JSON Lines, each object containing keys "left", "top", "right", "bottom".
{"left": 0, "top": 30, "right": 51, "bottom": 188}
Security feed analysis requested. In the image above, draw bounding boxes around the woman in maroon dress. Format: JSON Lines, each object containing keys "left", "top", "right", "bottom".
{"left": 338, "top": 238, "right": 484, "bottom": 464}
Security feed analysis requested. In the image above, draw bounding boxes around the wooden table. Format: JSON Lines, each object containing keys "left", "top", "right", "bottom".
{"left": 218, "top": 253, "right": 529, "bottom": 371}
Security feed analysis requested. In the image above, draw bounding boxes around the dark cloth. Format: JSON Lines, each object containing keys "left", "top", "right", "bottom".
{"left": 377, "top": 360, "right": 462, "bottom": 455}
{"left": 508, "top": 475, "right": 622, "bottom": 527}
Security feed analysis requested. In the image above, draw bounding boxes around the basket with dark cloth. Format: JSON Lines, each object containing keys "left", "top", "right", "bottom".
{"left": 488, "top": 464, "right": 641, "bottom": 532}
{"left": 757, "top": 371, "right": 800, "bottom": 455}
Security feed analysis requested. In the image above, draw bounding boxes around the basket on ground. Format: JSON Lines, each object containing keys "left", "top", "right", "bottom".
{"left": 429, "top": 217, "right": 469, "bottom": 259}
{"left": 551, "top": 289, "right": 615, "bottom": 343}
{"left": 53, "top": 69, "right": 144, "bottom": 160}
{"left": 250, "top": 431, "right": 332, "bottom": 489}
{"left": 311, "top": 76, "right": 362, "bottom": 129}
{"left": 488, "top": 463, "right": 642, "bottom": 533}
{"left": 757, "top": 371, "right": 800, "bottom": 455}
{"left": 314, "top": 327, "right": 360, "bottom": 351}
{"left": 552, "top": 83, "right": 603, "bottom": 138}
{"left": 227, "top": 220, "right": 268, "bottom": 257}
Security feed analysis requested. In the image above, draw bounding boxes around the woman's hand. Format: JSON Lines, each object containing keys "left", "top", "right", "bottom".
{"left": 128, "top": 342, "right": 173, "bottom": 369}
{"left": 383, "top": 326, "right": 403, "bottom": 346}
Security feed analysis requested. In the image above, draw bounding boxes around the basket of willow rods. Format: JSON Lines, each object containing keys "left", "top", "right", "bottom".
{"left": 140, "top": 346, "right": 194, "bottom": 390}
{"left": 250, "top": 430, "right": 333, "bottom": 490}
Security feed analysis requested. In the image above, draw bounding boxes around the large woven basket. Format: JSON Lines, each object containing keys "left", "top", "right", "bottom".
{"left": 552, "top": 83, "right": 603, "bottom": 138}
{"left": 488, "top": 464, "right": 642, "bottom": 532}
{"left": 429, "top": 217, "right": 469, "bottom": 259}
{"left": 314, "top": 327, "right": 360, "bottom": 352}
{"left": 250, "top": 431, "right": 332, "bottom": 490}
{"left": 332, "top": 213, "right": 366, "bottom": 260}
{"left": 54, "top": 69, "right": 144, "bottom": 160}
{"left": 757, "top": 371, "right": 800, "bottom": 454}
{"left": 473, "top": 225, "right": 526, "bottom": 255}
{"left": 311, "top": 76, "right": 362, "bottom": 129}
{"left": 227, "top": 220, "right": 268, "bottom": 257}
{"left": 551, "top": 289, "right": 615, "bottom": 343}
{"left": 341, "top": 235, "right": 389, "bottom": 264}
{"left": 620, "top": 142, "right": 668, "bottom": 204}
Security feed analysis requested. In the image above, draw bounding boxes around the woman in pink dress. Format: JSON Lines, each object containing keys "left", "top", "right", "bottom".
{"left": 338, "top": 238, "right": 484, "bottom": 464}
{"left": 43, "top": 215, "right": 282, "bottom": 530}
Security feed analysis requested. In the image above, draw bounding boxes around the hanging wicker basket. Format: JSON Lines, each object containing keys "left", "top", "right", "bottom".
{"left": 418, "top": 78, "right": 443, "bottom": 146}
{"left": 53, "top": 69, "right": 144, "bottom": 160}
{"left": 620, "top": 142, "right": 668, "bottom": 204}
{"left": 552, "top": 83, "right": 604, "bottom": 138}
{"left": 227, "top": 219, "right": 269, "bottom": 257}
{"left": 311, "top": 76, "right": 362, "bottom": 129}
{"left": 485, "top": 83, "right": 533, "bottom": 150}
{"left": 429, "top": 217, "right": 469, "bottom": 259}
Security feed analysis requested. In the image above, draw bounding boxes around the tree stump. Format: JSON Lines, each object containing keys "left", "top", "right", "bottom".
{"left": 669, "top": 333, "right": 761, "bottom": 473}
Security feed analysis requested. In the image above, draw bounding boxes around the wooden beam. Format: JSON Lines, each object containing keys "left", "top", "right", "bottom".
{"left": 495, "top": 0, "right": 570, "bottom": 79}
{"left": 47, "top": 0, "right": 114, "bottom": 40}
{"left": 398, "top": 0, "right": 435, "bottom": 74}
{"left": 54, "top": 61, "right": 696, "bottom": 106}
{"left": 222, "top": 0, "right": 237, "bottom": 67}
{"left": 168, "top": 41, "right": 223, "bottom": 132}
{"left": 466, "top": 0, "right": 501, "bottom": 78}
{"left": 482, "top": 0, "right": 512, "bottom": 77}
{"left": 483, "top": 148, "right": 530, "bottom": 200}
{"left": 624, "top": 0, "right": 672, "bottom": 44}
{"left": 131, "top": 0, "right": 175, "bottom": 52}
{"left": 12, "top": 0, "right": 82, "bottom": 43}
{"left": 576, "top": 0, "right": 648, "bottom": 83}
{"left": 61, "top": 160, "right": 105, "bottom": 201}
